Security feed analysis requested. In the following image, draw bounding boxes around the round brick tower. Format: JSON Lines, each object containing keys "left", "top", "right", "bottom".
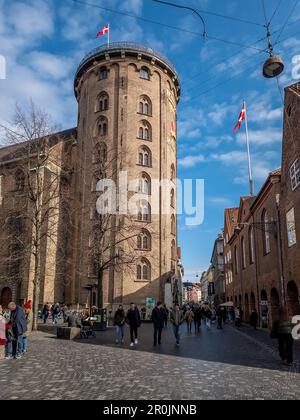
{"left": 73, "top": 42, "right": 181, "bottom": 309}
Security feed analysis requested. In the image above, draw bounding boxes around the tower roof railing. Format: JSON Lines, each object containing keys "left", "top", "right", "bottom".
{"left": 75, "top": 42, "right": 180, "bottom": 83}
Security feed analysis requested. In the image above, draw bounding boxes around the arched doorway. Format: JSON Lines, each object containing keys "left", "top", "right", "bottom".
{"left": 270, "top": 288, "right": 280, "bottom": 324}
{"left": 0, "top": 287, "right": 12, "bottom": 308}
{"left": 245, "top": 294, "right": 250, "bottom": 322}
{"left": 261, "top": 290, "right": 269, "bottom": 328}
{"left": 287, "top": 281, "right": 300, "bottom": 317}
{"left": 250, "top": 292, "right": 256, "bottom": 311}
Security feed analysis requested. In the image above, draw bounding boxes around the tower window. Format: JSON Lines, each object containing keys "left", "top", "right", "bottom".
{"left": 138, "top": 121, "right": 152, "bottom": 141}
{"left": 99, "top": 67, "right": 108, "bottom": 80}
{"left": 138, "top": 146, "right": 151, "bottom": 167}
{"left": 138, "top": 96, "right": 152, "bottom": 116}
{"left": 98, "top": 93, "right": 109, "bottom": 112}
{"left": 290, "top": 159, "right": 300, "bottom": 191}
{"left": 140, "top": 67, "right": 150, "bottom": 80}
{"left": 98, "top": 117, "right": 108, "bottom": 136}
{"left": 137, "top": 259, "right": 151, "bottom": 281}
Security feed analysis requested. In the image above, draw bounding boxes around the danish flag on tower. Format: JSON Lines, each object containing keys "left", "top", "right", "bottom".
{"left": 234, "top": 102, "right": 246, "bottom": 133}
{"left": 96, "top": 24, "right": 110, "bottom": 38}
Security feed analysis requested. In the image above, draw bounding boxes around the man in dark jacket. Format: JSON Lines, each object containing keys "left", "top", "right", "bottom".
{"left": 152, "top": 302, "right": 165, "bottom": 346}
{"left": 126, "top": 303, "right": 141, "bottom": 347}
{"left": 8, "top": 302, "right": 27, "bottom": 359}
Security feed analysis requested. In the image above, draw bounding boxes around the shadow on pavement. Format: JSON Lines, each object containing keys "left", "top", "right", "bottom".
{"left": 72, "top": 322, "right": 300, "bottom": 374}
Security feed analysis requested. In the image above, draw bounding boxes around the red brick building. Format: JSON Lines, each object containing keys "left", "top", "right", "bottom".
{"left": 223, "top": 82, "right": 300, "bottom": 327}
{"left": 280, "top": 82, "right": 300, "bottom": 318}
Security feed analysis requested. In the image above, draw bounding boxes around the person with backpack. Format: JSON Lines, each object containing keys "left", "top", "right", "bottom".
{"left": 126, "top": 303, "right": 141, "bottom": 347}
{"left": 114, "top": 305, "right": 126, "bottom": 345}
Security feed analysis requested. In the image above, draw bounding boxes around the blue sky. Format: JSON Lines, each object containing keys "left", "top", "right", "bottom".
{"left": 0, "top": 0, "right": 300, "bottom": 280}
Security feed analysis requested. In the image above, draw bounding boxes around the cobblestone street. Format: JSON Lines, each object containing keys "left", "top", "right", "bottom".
{"left": 1, "top": 322, "right": 300, "bottom": 400}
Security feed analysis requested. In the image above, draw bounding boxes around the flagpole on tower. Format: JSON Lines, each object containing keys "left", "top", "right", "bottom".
{"left": 244, "top": 101, "right": 254, "bottom": 197}
{"left": 108, "top": 24, "right": 110, "bottom": 47}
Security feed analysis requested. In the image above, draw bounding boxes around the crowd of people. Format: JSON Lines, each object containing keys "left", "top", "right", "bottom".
{"left": 0, "top": 301, "right": 32, "bottom": 360}
{"left": 0, "top": 299, "right": 296, "bottom": 367}
{"left": 112, "top": 301, "right": 235, "bottom": 348}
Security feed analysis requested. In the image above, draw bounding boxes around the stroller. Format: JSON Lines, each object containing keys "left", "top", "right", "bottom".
{"left": 80, "top": 317, "right": 97, "bottom": 339}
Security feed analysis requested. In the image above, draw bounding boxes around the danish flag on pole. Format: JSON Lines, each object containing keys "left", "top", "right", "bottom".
{"left": 96, "top": 24, "right": 109, "bottom": 38}
{"left": 234, "top": 102, "right": 246, "bottom": 133}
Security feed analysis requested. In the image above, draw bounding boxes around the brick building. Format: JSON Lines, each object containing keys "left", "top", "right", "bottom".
{"left": 0, "top": 42, "right": 182, "bottom": 310}
{"left": 210, "top": 231, "right": 225, "bottom": 306}
{"left": 223, "top": 81, "right": 300, "bottom": 327}
{"left": 280, "top": 82, "right": 300, "bottom": 318}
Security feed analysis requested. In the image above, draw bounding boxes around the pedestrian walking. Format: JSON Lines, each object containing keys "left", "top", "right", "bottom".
{"left": 21, "top": 304, "right": 32, "bottom": 354}
{"left": 8, "top": 302, "right": 27, "bottom": 359}
{"left": 126, "top": 303, "right": 141, "bottom": 347}
{"left": 185, "top": 308, "right": 194, "bottom": 333}
{"left": 202, "top": 305, "right": 212, "bottom": 330}
{"left": 229, "top": 306, "right": 235, "bottom": 323}
{"left": 250, "top": 309, "right": 259, "bottom": 330}
{"left": 114, "top": 305, "right": 126, "bottom": 345}
{"left": 216, "top": 307, "right": 225, "bottom": 330}
{"left": 42, "top": 303, "right": 50, "bottom": 324}
{"left": 235, "top": 307, "right": 242, "bottom": 328}
{"left": 152, "top": 302, "right": 165, "bottom": 346}
{"left": 51, "top": 303, "right": 60, "bottom": 324}
{"left": 194, "top": 306, "right": 202, "bottom": 333}
{"left": 0, "top": 305, "right": 6, "bottom": 360}
{"left": 271, "top": 317, "right": 294, "bottom": 366}
{"left": 163, "top": 305, "right": 169, "bottom": 328}
{"left": 170, "top": 304, "right": 184, "bottom": 346}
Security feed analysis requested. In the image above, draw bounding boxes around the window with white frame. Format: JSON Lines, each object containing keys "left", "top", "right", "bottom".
{"left": 290, "top": 159, "right": 300, "bottom": 191}
{"left": 286, "top": 208, "right": 297, "bottom": 247}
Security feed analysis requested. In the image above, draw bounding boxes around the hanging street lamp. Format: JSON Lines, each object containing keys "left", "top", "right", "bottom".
{"left": 262, "top": 26, "right": 285, "bottom": 78}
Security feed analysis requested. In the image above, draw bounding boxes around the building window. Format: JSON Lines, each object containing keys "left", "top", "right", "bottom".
{"left": 138, "top": 173, "right": 151, "bottom": 195}
{"left": 241, "top": 237, "right": 246, "bottom": 269}
{"left": 94, "top": 142, "right": 107, "bottom": 164}
{"left": 137, "top": 200, "right": 151, "bottom": 222}
{"left": 138, "top": 96, "right": 152, "bottom": 116}
{"left": 249, "top": 226, "right": 255, "bottom": 264}
{"left": 15, "top": 169, "right": 25, "bottom": 191}
{"left": 98, "top": 93, "right": 109, "bottom": 111}
{"left": 290, "top": 159, "right": 300, "bottom": 191}
{"left": 171, "top": 164, "right": 176, "bottom": 181}
{"left": 170, "top": 189, "right": 175, "bottom": 208}
{"left": 234, "top": 246, "right": 239, "bottom": 274}
{"left": 171, "top": 239, "right": 177, "bottom": 261}
{"left": 99, "top": 67, "right": 108, "bottom": 80}
{"left": 171, "top": 214, "right": 176, "bottom": 235}
{"left": 262, "top": 210, "right": 271, "bottom": 255}
{"left": 286, "top": 208, "right": 297, "bottom": 247}
{"left": 137, "top": 230, "right": 151, "bottom": 250}
{"left": 138, "top": 121, "right": 152, "bottom": 141}
{"left": 137, "top": 259, "right": 151, "bottom": 281}
{"left": 98, "top": 117, "right": 108, "bottom": 136}
{"left": 138, "top": 146, "right": 151, "bottom": 167}
{"left": 140, "top": 67, "right": 150, "bottom": 80}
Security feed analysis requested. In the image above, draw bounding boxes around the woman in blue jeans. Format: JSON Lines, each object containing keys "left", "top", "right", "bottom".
{"left": 114, "top": 305, "right": 126, "bottom": 344}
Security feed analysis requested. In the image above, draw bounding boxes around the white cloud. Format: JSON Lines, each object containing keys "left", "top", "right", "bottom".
{"left": 178, "top": 154, "right": 206, "bottom": 168}
{"left": 28, "top": 52, "right": 75, "bottom": 80}
{"left": 7, "top": 0, "right": 54, "bottom": 38}
{"left": 237, "top": 128, "right": 282, "bottom": 146}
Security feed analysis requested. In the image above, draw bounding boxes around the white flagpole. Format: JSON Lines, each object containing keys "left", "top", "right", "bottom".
{"left": 244, "top": 101, "right": 254, "bottom": 196}
{"left": 107, "top": 24, "right": 110, "bottom": 47}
